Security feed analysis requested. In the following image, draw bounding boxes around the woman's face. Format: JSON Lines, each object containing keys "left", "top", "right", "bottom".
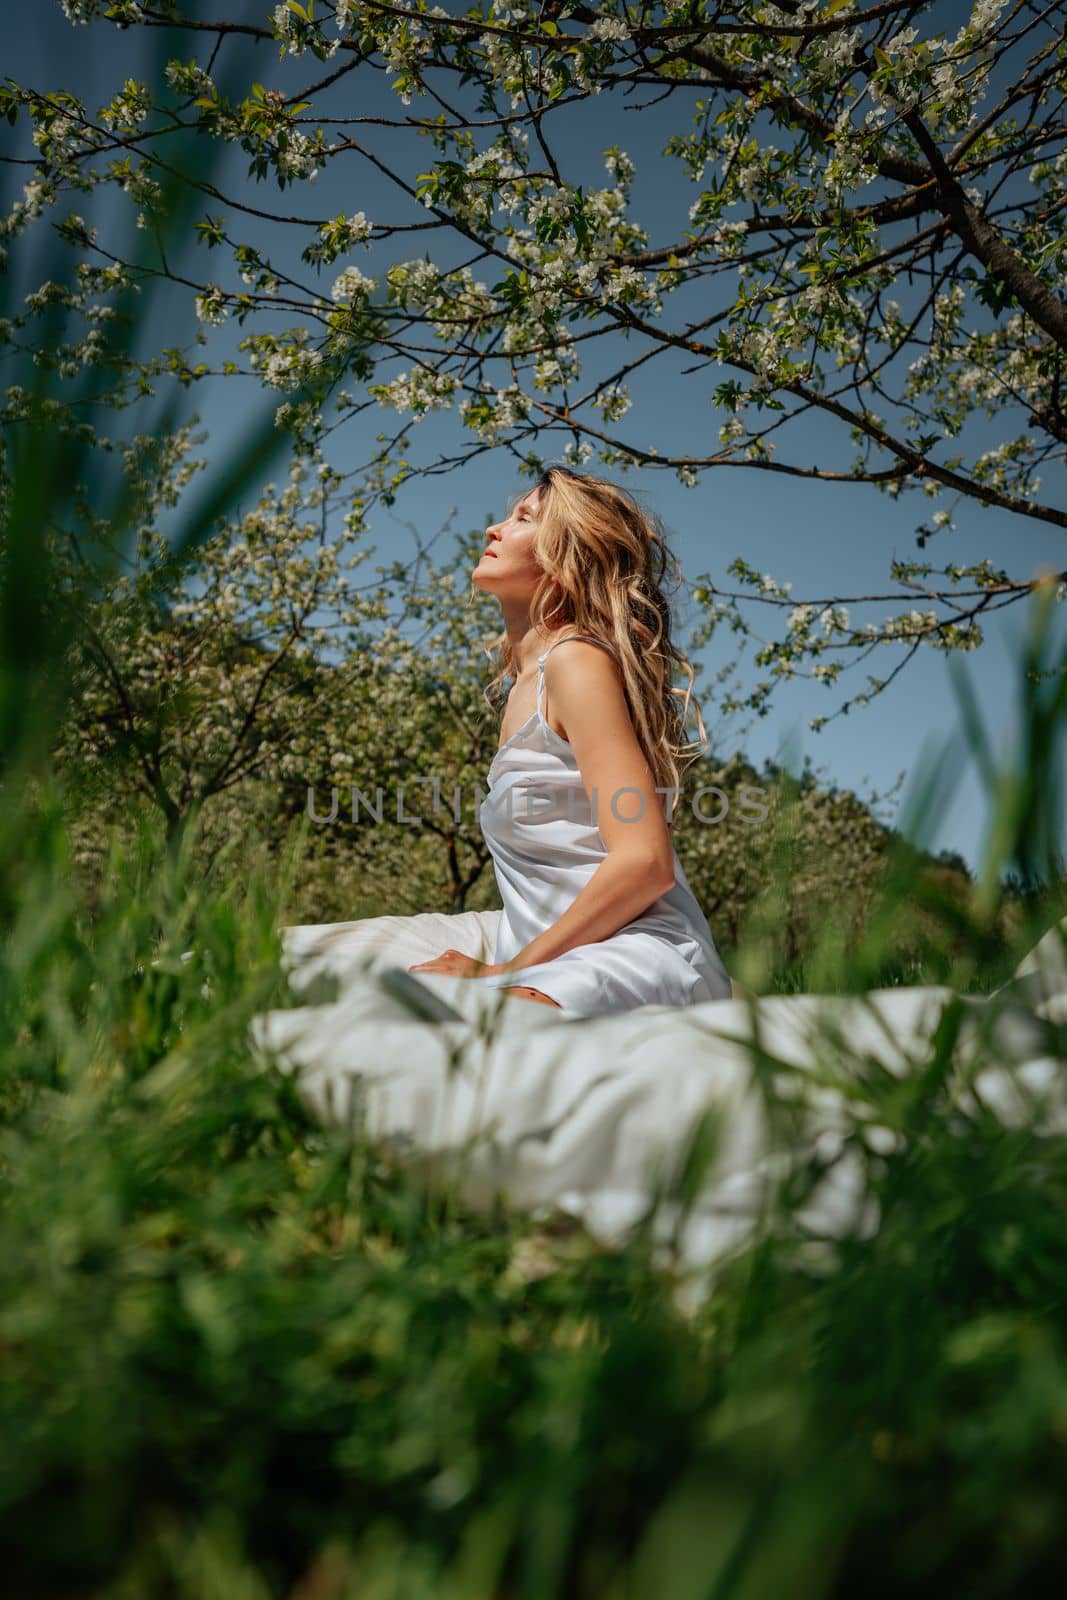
{"left": 472, "top": 486, "right": 546, "bottom": 600}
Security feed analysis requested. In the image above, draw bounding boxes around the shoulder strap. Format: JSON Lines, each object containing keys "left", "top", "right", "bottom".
{"left": 537, "top": 633, "right": 618, "bottom": 666}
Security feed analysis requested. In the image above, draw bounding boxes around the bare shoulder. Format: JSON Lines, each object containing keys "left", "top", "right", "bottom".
{"left": 542, "top": 636, "right": 622, "bottom": 692}
{"left": 541, "top": 635, "right": 627, "bottom": 738}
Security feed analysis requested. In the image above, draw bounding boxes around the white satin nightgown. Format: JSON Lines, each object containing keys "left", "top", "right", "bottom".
{"left": 472, "top": 634, "right": 733, "bottom": 1017}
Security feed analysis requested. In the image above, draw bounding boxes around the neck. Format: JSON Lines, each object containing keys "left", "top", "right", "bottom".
{"left": 499, "top": 599, "right": 569, "bottom": 677}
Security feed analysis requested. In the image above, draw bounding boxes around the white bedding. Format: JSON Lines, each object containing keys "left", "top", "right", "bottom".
{"left": 248, "top": 907, "right": 1067, "bottom": 1305}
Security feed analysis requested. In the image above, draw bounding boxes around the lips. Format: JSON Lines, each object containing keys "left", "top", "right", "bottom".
{"left": 482, "top": 548, "right": 498, "bottom": 558}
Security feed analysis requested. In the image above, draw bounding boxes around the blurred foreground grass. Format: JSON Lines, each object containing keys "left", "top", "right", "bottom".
{"left": 2, "top": 625, "right": 1067, "bottom": 1599}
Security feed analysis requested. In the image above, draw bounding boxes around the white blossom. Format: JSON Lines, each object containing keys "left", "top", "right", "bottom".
{"left": 374, "top": 366, "right": 456, "bottom": 415}
{"left": 588, "top": 17, "right": 630, "bottom": 42}
{"left": 330, "top": 266, "right": 378, "bottom": 302}
{"left": 194, "top": 287, "right": 228, "bottom": 326}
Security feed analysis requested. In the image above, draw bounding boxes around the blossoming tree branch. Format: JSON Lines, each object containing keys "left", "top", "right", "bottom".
{"left": 3, "top": 0, "right": 1065, "bottom": 725}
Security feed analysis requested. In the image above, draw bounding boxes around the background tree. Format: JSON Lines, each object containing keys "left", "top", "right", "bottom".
{"left": 4, "top": 0, "right": 1064, "bottom": 732}
{"left": 52, "top": 436, "right": 385, "bottom": 842}
{"left": 50, "top": 453, "right": 509, "bottom": 917}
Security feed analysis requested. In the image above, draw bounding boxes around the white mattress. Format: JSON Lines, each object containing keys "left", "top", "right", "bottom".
{"left": 248, "top": 908, "right": 1067, "bottom": 1310}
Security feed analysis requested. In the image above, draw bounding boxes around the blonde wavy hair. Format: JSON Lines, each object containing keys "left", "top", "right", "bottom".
{"left": 477, "top": 464, "right": 709, "bottom": 805}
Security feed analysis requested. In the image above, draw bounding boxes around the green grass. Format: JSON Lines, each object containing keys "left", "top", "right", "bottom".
{"left": 2, "top": 756, "right": 1067, "bottom": 1599}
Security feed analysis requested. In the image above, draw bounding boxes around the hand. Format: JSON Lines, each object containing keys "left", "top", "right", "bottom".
{"left": 408, "top": 949, "right": 512, "bottom": 980}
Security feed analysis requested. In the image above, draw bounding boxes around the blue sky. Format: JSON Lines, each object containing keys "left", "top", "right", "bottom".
{"left": 8, "top": 3, "right": 1065, "bottom": 876}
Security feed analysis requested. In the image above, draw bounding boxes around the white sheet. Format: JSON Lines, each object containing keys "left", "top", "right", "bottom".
{"left": 248, "top": 908, "right": 1067, "bottom": 1309}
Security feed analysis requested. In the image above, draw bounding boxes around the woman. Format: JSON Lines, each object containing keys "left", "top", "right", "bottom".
{"left": 408, "top": 464, "right": 732, "bottom": 1016}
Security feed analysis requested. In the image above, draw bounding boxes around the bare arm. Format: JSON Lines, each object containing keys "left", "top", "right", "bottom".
{"left": 501, "top": 639, "right": 675, "bottom": 973}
